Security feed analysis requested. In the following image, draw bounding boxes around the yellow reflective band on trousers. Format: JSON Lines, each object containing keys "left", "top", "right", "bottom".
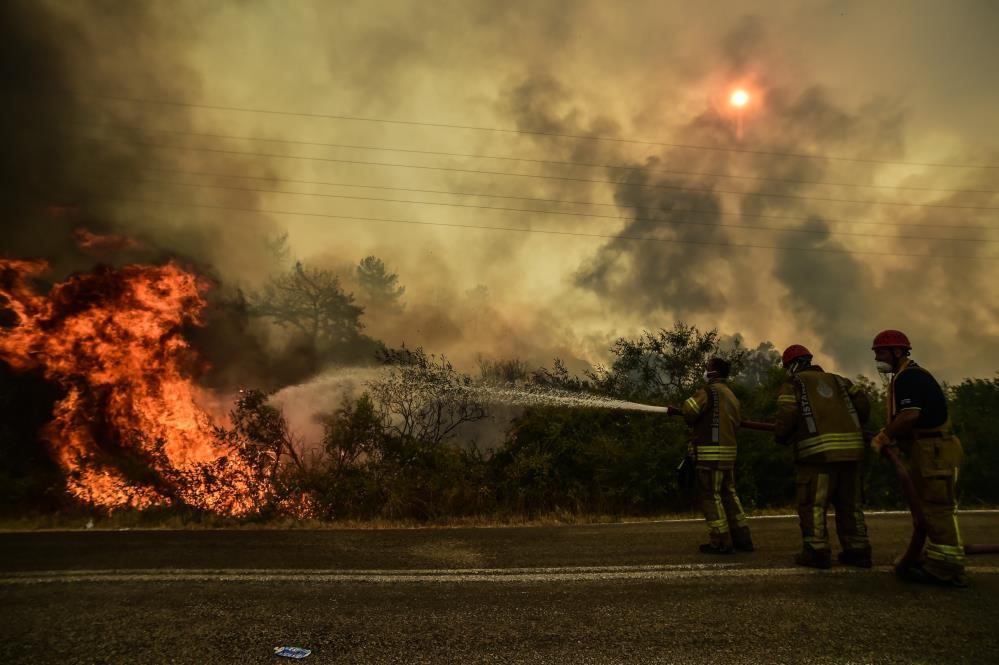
{"left": 696, "top": 468, "right": 753, "bottom": 550}
{"left": 917, "top": 464, "right": 967, "bottom": 580}
{"left": 698, "top": 468, "right": 732, "bottom": 537}
{"left": 728, "top": 491, "right": 749, "bottom": 529}
{"left": 845, "top": 507, "right": 870, "bottom": 550}
{"left": 711, "top": 471, "right": 727, "bottom": 535}
{"left": 796, "top": 432, "right": 865, "bottom": 459}
{"left": 925, "top": 540, "right": 966, "bottom": 565}
{"left": 924, "top": 482, "right": 966, "bottom": 570}
{"left": 796, "top": 463, "right": 869, "bottom": 553}
{"left": 925, "top": 506, "right": 966, "bottom": 569}
{"left": 777, "top": 395, "right": 797, "bottom": 405}
{"left": 805, "top": 473, "right": 830, "bottom": 550}
{"left": 705, "top": 517, "right": 728, "bottom": 531}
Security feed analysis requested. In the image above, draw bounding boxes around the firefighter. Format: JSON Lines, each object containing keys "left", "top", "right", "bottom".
{"left": 681, "top": 356, "right": 753, "bottom": 554}
{"left": 869, "top": 330, "right": 967, "bottom": 587}
{"left": 776, "top": 345, "right": 872, "bottom": 569}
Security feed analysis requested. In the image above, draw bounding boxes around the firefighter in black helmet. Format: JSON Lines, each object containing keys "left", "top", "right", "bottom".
{"left": 681, "top": 356, "right": 753, "bottom": 554}
{"left": 776, "top": 345, "right": 872, "bottom": 569}
{"left": 870, "top": 329, "right": 967, "bottom": 587}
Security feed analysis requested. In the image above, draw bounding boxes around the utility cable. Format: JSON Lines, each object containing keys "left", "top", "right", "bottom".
{"left": 143, "top": 166, "right": 999, "bottom": 233}
{"left": 127, "top": 176, "right": 999, "bottom": 245}
{"left": 70, "top": 134, "right": 999, "bottom": 211}
{"left": 64, "top": 92, "right": 999, "bottom": 170}
{"left": 110, "top": 197, "right": 998, "bottom": 261}
{"left": 75, "top": 122, "right": 999, "bottom": 196}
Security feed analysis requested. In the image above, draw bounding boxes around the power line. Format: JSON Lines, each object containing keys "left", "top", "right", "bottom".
{"left": 67, "top": 92, "right": 999, "bottom": 170}
{"left": 79, "top": 122, "right": 999, "bottom": 196}
{"left": 127, "top": 175, "right": 999, "bottom": 245}
{"left": 72, "top": 134, "right": 999, "bottom": 211}
{"left": 145, "top": 167, "right": 999, "bottom": 233}
{"left": 110, "top": 197, "right": 998, "bottom": 261}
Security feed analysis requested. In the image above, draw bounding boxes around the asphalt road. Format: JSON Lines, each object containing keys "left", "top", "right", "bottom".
{"left": 2, "top": 512, "right": 998, "bottom": 664}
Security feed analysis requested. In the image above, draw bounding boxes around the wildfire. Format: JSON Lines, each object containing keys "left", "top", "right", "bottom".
{"left": 74, "top": 228, "right": 142, "bottom": 253}
{"left": 0, "top": 259, "right": 262, "bottom": 514}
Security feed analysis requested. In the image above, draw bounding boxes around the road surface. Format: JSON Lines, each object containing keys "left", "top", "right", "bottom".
{"left": 2, "top": 512, "right": 998, "bottom": 664}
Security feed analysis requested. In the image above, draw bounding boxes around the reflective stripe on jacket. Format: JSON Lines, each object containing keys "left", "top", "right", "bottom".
{"left": 775, "top": 368, "right": 866, "bottom": 463}
{"left": 683, "top": 380, "right": 740, "bottom": 468}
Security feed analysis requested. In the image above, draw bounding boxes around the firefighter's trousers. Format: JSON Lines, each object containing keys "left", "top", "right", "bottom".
{"left": 795, "top": 461, "right": 870, "bottom": 556}
{"left": 696, "top": 467, "right": 751, "bottom": 549}
{"left": 908, "top": 436, "right": 966, "bottom": 581}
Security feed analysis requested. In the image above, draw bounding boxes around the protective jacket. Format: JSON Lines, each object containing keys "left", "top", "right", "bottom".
{"left": 681, "top": 378, "right": 751, "bottom": 551}
{"left": 776, "top": 365, "right": 872, "bottom": 561}
{"left": 682, "top": 379, "right": 740, "bottom": 469}
{"left": 775, "top": 366, "right": 869, "bottom": 463}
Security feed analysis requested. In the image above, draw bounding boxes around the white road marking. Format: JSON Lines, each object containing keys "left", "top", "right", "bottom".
{"left": 623, "top": 509, "right": 999, "bottom": 525}
{"left": 3, "top": 564, "right": 998, "bottom": 585}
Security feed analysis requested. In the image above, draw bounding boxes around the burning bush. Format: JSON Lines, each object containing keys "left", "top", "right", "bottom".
{"left": 0, "top": 259, "right": 281, "bottom": 515}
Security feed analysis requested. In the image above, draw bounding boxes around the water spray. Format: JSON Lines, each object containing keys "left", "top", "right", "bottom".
{"left": 468, "top": 384, "right": 776, "bottom": 432}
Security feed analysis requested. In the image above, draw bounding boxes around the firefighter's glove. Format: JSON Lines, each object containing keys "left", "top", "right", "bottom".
{"left": 870, "top": 429, "right": 892, "bottom": 454}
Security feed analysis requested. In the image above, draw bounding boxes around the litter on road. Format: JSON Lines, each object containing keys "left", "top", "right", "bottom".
{"left": 274, "top": 646, "right": 311, "bottom": 659}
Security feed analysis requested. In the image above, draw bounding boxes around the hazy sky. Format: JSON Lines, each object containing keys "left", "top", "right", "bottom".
{"left": 6, "top": 0, "right": 999, "bottom": 382}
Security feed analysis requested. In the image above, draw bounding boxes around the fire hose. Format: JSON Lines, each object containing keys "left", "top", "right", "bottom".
{"left": 877, "top": 442, "right": 999, "bottom": 559}
{"left": 662, "top": 408, "right": 999, "bottom": 558}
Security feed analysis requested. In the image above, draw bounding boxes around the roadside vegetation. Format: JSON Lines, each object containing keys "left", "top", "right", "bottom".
{"left": 3, "top": 255, "right": 997, "bottom": 528}
{"left": 4, "top": 323, "right": 997, "bottom": 528}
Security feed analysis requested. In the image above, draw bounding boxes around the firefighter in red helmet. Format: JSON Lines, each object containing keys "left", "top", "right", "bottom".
{"left": 775, "top": 344, "right": 872, "bottom": 569}
{"left": 681, "top": 356, "right": 754, "bottom": 554}
{"left": 870, "top": 330, "right": 967, "bottom": 586}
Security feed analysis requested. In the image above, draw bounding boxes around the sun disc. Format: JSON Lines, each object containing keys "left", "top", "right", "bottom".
{"left": 730, "top": 89, "right": 749, "bottom": 107}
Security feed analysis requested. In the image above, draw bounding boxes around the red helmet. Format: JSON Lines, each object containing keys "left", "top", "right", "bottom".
{"left": 871, "top": 329, "right": 911, "bottom": 350}
{"left": 781, "top": 344, "right": 812, "bottom": 367}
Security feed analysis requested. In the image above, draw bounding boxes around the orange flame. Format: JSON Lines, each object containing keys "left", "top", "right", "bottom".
{"left": 0, "top": 259, "right": 264, "bottom": 515}
{"left": 74, "top": 228, "right": 142, "bottom": 252}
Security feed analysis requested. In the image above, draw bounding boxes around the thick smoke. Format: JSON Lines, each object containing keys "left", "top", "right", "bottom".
{"left": 558, "top": 17, "right": 998, "bottom": 378}
{"left": 7, "top": 1, "right": 996, "bottom": 389}
{"left": 772, "top": 217, "right": 876, "bottom": 368}
{"left": 0, "top": 1, "right": 303, "bottom": 390}
{"left": 1, "top": 1, "right": 292, "bottom": 275}
{"left": 2, "top": 0, "right": 127, "bottom": 274}
{"left": 277, "top": 2, "right": 991, "bottom": 381}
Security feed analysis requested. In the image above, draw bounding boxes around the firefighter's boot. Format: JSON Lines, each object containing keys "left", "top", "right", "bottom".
{"left": 837, "top": 546, "right": 872, "bottom": 568}
{"left": 896, "top": 562, "right": 968, "bottom": 588}
{"left": 732, "top": 526, "right": 754, "bottom": 552}
{"left": 794, "top": 548, "right": 832, "bottom": 569}
{"left": 699, "top": 531, "right": 735, "bottom": 555}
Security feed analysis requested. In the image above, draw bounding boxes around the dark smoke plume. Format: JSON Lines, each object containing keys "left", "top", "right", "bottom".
{"left": 0, "top": 2, "right": 292, "bottom": 390}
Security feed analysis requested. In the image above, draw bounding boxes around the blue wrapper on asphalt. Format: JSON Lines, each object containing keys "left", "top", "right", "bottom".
{"left": 274, "top": 646, "right": 312, "bottom": 659}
